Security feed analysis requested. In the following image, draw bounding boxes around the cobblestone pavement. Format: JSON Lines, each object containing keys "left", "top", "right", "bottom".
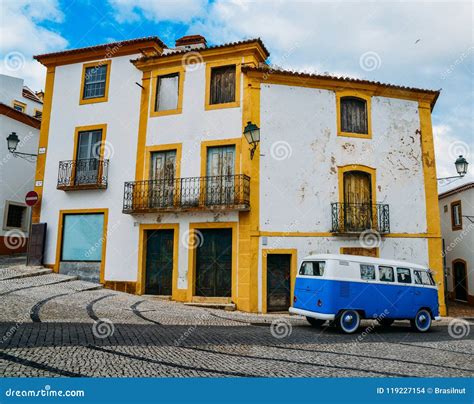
{"left": 0, "top": 261, "right": 473, "bottom": 377}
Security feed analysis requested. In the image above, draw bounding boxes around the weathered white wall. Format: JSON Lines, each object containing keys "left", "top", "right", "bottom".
{"left": 439, "top": 188, "right": 474, "bottom": 297}
{"left": 0, "top": 115, "right": 39, "bottom": 237}
{"left": 259, "top": 83, "right": 427, "bottom": 234}
{"left": 40, "top": 54, "right": 143, "bottom": 279}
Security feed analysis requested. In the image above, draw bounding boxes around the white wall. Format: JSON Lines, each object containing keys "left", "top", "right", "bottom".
{"left": 0, "top": 115, "right": 39, "bottom": 237}
{"left": 259, "top": 83, "right": 427, "bottom": 234}
{"left": 40, "top": 55, "right": 143, "bottom": 278}
{"left": 439, "top": 188, "right": 474, "bottom": 297}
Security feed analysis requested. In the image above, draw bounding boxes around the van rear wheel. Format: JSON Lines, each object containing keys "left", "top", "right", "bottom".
{"left": 337, "top": 310, "right": 360, "bottom": 334}
{"left": 306, "top": 317, "right": 325, "bottom": 327}
{"left": 411, "top": 309, "right": 432, "bottom": 332}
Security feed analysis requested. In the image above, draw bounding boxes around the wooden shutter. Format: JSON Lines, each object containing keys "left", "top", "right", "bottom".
{"left": 210, "top": 65, "right": 236, "bottom": 104}
{"left": 343, "top": 171, "right": 372, "bottom": 231}
{"left": 27, "top": 223, "right": 47, "bottom": 266}
{"left": 341, "top": 97, "right": 368, "bottom": 134}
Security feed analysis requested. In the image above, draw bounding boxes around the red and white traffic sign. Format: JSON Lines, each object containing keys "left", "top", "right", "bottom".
{"left": 25, "top": 190, "right": 39, "bottom": 207}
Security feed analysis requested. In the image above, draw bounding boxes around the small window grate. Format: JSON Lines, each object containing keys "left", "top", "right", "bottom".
{"left": 6, "top": 204, "right": 26, "bottom": 228}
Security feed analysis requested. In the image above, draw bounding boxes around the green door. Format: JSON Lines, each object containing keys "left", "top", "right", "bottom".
{"left": 145, "top": 229, "right": 174, "bottom": 295}
{"left": 195, "top": 229, "right": 232, "bottom": 297}
{"left": 267, "top": 254, "right": 291, "bottom": 312}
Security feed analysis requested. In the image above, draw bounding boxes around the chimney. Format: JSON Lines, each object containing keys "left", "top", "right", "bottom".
{"left": 175, "top": 35, "right": 207, "bottom": 51}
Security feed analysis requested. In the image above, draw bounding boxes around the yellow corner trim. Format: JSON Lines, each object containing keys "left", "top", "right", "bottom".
{"left": 149, "top": 66, "right": 185, "bottom": 117}
{"left": 79, "top": 60, "right": 111, "bottom": 105}
{"left": 54, "top": 208, "right": 109, "bottom": 284}
{"left": 336, "top": 91, "right": 372, "bottom": 139}
{"left": 205, "top": 58, "right": 241, "bottom": 111}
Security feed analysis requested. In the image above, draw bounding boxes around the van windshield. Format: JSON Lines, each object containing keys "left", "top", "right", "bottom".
{"left": 299, "top": 261, "right": 325, "bottom": 276}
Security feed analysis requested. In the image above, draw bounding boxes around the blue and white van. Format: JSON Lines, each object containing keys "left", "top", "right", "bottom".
{"left": 289, "top": 254, "right": 441, "bottom": 333}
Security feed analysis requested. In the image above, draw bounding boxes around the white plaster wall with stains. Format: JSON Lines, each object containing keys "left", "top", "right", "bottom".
{"left": 259, "top": 83, "right": 427, "bottom": 234}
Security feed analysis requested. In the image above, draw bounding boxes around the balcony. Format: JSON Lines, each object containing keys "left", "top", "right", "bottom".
{"left": 330, "top": 202, "right": 390, "bottom": 234}
{"left": 123, "top": 174, "right": 250, "bottom": 213}
{"left": 57, "top": 159, "right": 109, "bottom": 191}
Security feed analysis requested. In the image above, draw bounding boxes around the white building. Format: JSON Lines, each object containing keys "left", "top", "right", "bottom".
{"left": 32, "top": 35, "right": 445, "bottom": 314}
{"left": 0, "top": 74, "right": 42, "bottom": 254}
{"left": 439, "top": 182, "right": 474, "bottom": 306}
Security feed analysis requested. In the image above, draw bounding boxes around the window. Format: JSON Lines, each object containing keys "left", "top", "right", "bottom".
{"left": 360, "top": 264, "right": 375, "bottom": 280}
{"left": 12, "top": 101, "right": 26, "bottom": 113}
{"left": 61, "top": 213, "right": 104, "bottom": 261}
{"left": 451, "top": 201, "right": 462, "bottom": 230}
{"left": 414, "top": 270, "right": 435, "bottom": 286}
{"left": 155, "top": 73, "right": 179, "bottom": 112}
{"left": 379, "top": 266, "right": 394, "bottom": 282}
{"left": 4, "top": 202, "right": 27, "bottom": 230}
{"left": 79, "top": 60, "right": 111, "bottom": 104}
{"left": 299, "top": 261, "right": 325, "bottom": 276}
{"left": 443, "top": 204, "right": 448, "bottom": 213}
{"left": 397, "top": 267, "right": 412, "bottom": 284}
{"left": 340, "top": 97, "right": 368, "bottom": 134}
{"left": 210, "top": 65, "right": 236, "bottom": 105}
{"left": 34, "top": 109, "right": 42, "bottom": 119}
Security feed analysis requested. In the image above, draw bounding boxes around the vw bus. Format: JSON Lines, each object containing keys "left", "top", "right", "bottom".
{"left": 289, "top": 254, "right": 440, "bottom": 333}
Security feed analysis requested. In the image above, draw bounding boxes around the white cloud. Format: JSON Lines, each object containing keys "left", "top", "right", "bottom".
{"left": 108, "top": 0, "right": 207, "bottom": 24}
{"left": 0, "top": 0, "right": 68, "bottom": 91}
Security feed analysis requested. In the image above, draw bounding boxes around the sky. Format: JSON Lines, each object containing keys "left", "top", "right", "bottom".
{"left": 0, "top": 0, "right": 472, "bottom": 191}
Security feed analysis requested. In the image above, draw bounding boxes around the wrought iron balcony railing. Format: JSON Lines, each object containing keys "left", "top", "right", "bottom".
{"left": 123, "top": 174, "right": 250, "bottom": 213}
{"left": 57, "top": 159, "right": 109, "bottom": 191}
{"left": 331, "top": 202, "right": 390, "bottom": 234}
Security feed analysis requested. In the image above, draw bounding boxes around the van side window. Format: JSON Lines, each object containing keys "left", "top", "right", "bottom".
{"left": 379, "top": 266, "right": 394, "bottom": 282}
{"left": 299, "top": 261, "right": 325, "bottom": 276}
{"left": 414, "top": 270, "right": 435, "bottom": 285}
{"left": 360, "top": 264, "right": 375, "bottom": 280}
{"left": 397, "top": 267, "right": 412, "bottom": 284}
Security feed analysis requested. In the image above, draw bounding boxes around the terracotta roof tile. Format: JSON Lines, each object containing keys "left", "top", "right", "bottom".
{"left": 34, "top": 36, "right": 166, "bottom": 62}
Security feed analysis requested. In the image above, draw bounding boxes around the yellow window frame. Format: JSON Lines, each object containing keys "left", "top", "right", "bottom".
{"left": 79, "top": 60, "right": 111, "bottom": 105}
{"left": 12, "top": 100, "right": 27, "bottom": 112}
{"left": 150, "top": 66, "right": 185, "bottom": 117}
{"left": 336, "top": 91, "right": 372, "bottom": 139}
{"left": 205, "top": 58, "right": 241, "bottom": 111}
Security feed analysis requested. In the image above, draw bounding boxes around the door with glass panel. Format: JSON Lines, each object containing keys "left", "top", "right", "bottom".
{"left": 75, "top": 130, "right": 102, "bottom": 185}
{"left": 150, "top": 150, "right": 176, "bottom": 208}
{"left": 206, "top": 146, "right": 235, "bottom": 205}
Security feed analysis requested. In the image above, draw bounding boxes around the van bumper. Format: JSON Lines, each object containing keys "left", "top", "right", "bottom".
{"left": 434, "top": 316, "right": 442, "bottom": 321}
{"left": 289, "top": 307, "right": 335, "bottom": 320}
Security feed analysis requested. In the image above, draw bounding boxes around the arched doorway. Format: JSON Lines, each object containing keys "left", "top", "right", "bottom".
{"left": 452, "top": 259, "right": 468, "bottom": 302}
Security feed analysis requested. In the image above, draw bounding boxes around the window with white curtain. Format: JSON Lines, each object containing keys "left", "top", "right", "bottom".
{"left": 155, "top": 73, "right": 179, "bottom": 111}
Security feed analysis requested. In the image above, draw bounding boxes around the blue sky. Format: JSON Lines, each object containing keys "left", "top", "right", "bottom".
{"left": 1, "top": 0, "right": 472, "bottom": 190}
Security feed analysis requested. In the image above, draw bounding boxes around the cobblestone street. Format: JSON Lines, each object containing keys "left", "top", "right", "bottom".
{"left": 1, "top": 258, "right": 473, "bottom": 378}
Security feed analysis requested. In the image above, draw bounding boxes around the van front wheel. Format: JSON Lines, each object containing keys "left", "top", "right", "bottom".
{"left": 306, "top": 317, "right": 325, "bottom": 327}
{"left": 411, "top": 309, "right": 432, "bottom": 332}
{"left": 337, "top": 310, "right": 360, "bottom": 334}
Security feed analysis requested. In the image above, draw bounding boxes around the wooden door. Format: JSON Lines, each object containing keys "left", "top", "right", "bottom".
{"left": 267, "top": 254, "right": 291, "bottom": 312}
{"left": 206, "top": 146, "right": 235, "bottom": 205}
{"left": 150, "top": 150, "right": 176, "bottom": 208}
{"left": 195, "top": 229, "right": 232, "bottom": 297}
{"left": 343, "top": 171, "right": 372, "bottom": 231}
{"left": 145, "top": 229, "right": 174, "bottom": 295}
{"left": 75, "top": 130, "right": 102, "bottom": 185}
{"left": 26, "top": 223, "right": 47, "bottom": 266}
{"left": 453, "top": 260, "right": 468, "bottom": 302}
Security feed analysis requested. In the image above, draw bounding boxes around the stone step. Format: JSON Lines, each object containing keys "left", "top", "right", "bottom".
{"left": 0, "top": 273, "right": 80, "bottom": 294}
{"left": 0, "top": 266, "right": 52, "bottom": 281}
{"left": 184, "top": 302, "right": 236, "bottom": 311}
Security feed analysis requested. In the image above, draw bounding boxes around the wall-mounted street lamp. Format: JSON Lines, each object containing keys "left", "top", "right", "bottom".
{"left": 437, "top": 155, "right": 469, "bottom": 183}
{"left": 243, "top": 121, "right": 260, "bottom": 160}
{"left": 6, "top": 132, "right": 38, "bottom": 160}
